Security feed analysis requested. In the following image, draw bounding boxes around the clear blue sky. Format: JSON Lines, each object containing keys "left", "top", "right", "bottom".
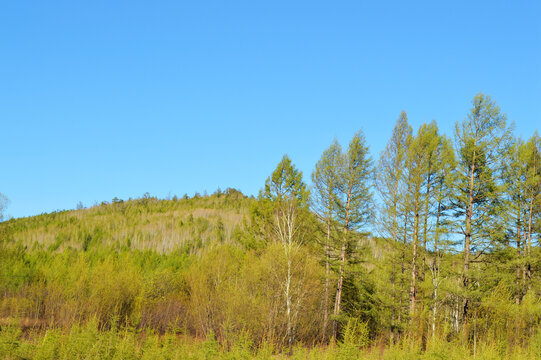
{"left": 1, "top": 1, "right": 540, "bottom": 219}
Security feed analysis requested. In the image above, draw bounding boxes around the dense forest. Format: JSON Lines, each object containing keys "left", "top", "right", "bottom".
{"left": 1, "top": 93, "right": 540, "bottom": 359}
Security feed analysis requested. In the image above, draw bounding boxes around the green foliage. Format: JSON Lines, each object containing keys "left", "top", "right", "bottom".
{"left": 311, "top": 139, "right": 342, "bottom": 221}
{"left": 336, "top": 131, "right": 374, "bottom": 232}
{"left": 0, "top": 95, "right": 540, "bottom": 358}
{"left": 337, "top": 318, "right": 369, "bottom": 359}
{"left": 453, "top": 93, "right": 513, "bottom": 250}
{"left": 1, "top": 190, "right": 254, "bottom": 253}
{"left": 376, "top": 111, "right": 412, "bottom": 243}
{"left": 262, "top": 154, "right": 309, "bottom": 207}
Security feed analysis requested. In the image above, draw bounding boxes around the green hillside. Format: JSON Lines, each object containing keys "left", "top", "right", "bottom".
{"left": 0, "top": 189, "right": 334, "bottom": 358}
{"left": 1, "top": 103, "right": 540, "bottom": 358}
{"left": 2, "top": 190, "right": 540, "bottom": 359}
{"left": 1, "top": 188, "right": 252, "bottom": 253}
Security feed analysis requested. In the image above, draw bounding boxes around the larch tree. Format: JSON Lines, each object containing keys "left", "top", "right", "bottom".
{"left": 523, "top": 134, "right": 541, "bottom": 285}
{"left": 376, "top": 112, "right": 412, "bottom": 247}
{"left": 505, "top": 134, "right": 541, "bottom": 298}
{"left": 404, "top": 121, "right": 441, "bottom": 318}
{"left": 429, "top": 134, "right": 456, "bottom": 339}
{"left": 332, "top": 131, "right": 373, "bottom": 338}
{"left": 375, "top": 111, "right": 412, "bottom": 338}
{"left": 504, "top": 137, "right": 530, "bottom": 304}
{"left": 311, "top": 140, "right": 343, "bottom": 342}
{"left": 452, "top": 93, "right": 512, "bottom": 324}
{"left": 419, "top": 122, "right": 443, "bottom": 280}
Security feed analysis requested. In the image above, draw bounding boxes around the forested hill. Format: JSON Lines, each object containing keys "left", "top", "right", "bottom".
{"left": 0, "top": 188, "right": 253, "bottom": 253}
{"left": 1, "top": 95, "right": 541, "bottom": 359}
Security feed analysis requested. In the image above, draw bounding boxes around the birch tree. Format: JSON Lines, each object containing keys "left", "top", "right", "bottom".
{"left": 262, "top": 155, "right": 309, "bottom": 348}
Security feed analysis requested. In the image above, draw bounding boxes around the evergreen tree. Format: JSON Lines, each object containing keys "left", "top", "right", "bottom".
{"left": 375, "top": 112, "right": 412, "bottom": 339}
{"left": 503, "top": 138, "right": 529, "bottom": 304}
{"left": 404, "top": 122, "right": 441, "bottom": 317}
{"left": 428, "top": 134, "right": 456, "bottom": 339}
{"left": 311, "top": 140, "right": 343, "bottom": 342}
{"left": 452, "top": 93, "right": 512, "bottom": 324}
{"left": 523, "top": 134, "right": 541, "bottom": 285}
{"left": 504, "top": 134, "right": 541, "bottom": 299}
{"left": 332, "top": 131, "right": 373, "bottom": 338}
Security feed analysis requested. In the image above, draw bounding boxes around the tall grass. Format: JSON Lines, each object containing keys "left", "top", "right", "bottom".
{"left": 2, "top": 322, "right": 541, "bottom": 359}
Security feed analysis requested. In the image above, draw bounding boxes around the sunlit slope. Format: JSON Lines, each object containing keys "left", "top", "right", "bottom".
{"left": 0, "top": 189, "right": 254, "bottom": 253}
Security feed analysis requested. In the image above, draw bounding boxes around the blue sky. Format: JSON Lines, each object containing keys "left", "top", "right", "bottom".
{"left": 1, "top": 1, "right": 540, "bottom": 219}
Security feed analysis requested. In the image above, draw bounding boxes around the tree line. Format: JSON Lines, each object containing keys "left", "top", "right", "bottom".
{"left": 256, "top": 92, "right": 540, "bottom": 348}
{"left": 0, "top": 92, "right": 540, "bottom": 357}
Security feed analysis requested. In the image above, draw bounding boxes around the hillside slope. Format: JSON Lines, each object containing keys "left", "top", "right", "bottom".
{"left": 1, "top": 188, "right": 253, "bottom": 253}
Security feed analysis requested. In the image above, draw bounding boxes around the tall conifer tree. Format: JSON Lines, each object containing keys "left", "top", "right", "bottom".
{"left": 311, "top": 140, "right": 342, "bottom": 342}
{"left": 453, "top": 93, "right": 512, "bottom": 323}
{"left": 332, "top": 131, "right": 373, "bottom": 338}
{"left": 376, "top": 112, "right": 412, "bottom": 336}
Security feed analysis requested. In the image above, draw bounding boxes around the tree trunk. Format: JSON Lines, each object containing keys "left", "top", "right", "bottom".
{"left": 333, "top": 186, "right": 351, "bottom": 339}
{"left": 285, "top": 254, "right": 293, "bottom": 349}
{"left": 410, "top": 198, "right": 419, "bottom": 317}
{"left": 398, "top": 208, "right": 409, "bottom": 326}
{"left": 391, "top": 173, "right": 400, "bottom": 341}
{"left": 431, "top": 188, "right": 443, "bottom": 340}
{"left": 422, "top": 171, "right": 432, "bottom": 282}
{"left": 274, "top": 201, "right": 299, "bottom": 351}
{"left": 515, "top": 206, "right": 522, "bottom": 304}
{"left": 526, "top": 188, "right": 534, "bottom": 285}
{"left": 333, "top": 237, "right": 347, "bottom": 338}
{"left": 463, "top": 149, "right": 476, "bottom": 323}
{"left": 322, "top": 219, "right": 330, "bottom": 342}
